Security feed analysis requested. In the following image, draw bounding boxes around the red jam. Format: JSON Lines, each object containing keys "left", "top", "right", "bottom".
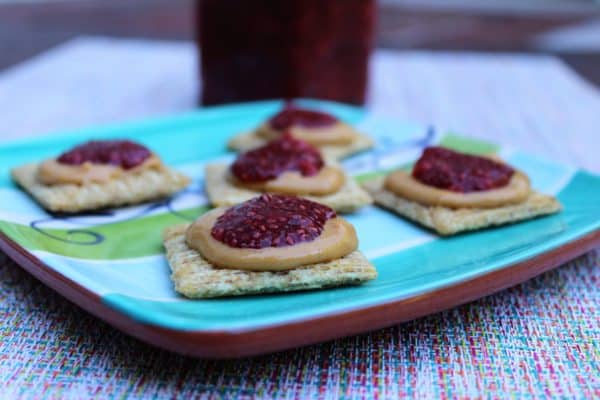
{"left": 211, "top": 194, "right": 336, "bottom": 249}
{"left": 231, "top": 133, "right": 324, "bottom": 183}
{"left": 57, "top": 140, "right": 151, "bottom": 170}
{"left": 412, "top": 146, "right": 514, "bottom": 193}
{"left": 269, "top": 105, "right": 338, "bottom": 131}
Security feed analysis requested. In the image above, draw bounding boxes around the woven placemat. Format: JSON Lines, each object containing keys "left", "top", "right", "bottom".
{"left": 1, "top": 250, "right": 598, "bottom": 398}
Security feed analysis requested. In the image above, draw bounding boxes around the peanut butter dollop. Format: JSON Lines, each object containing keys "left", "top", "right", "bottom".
{"left": 37, "top": 155, "right": 163, "bottom": 186}
{"left": 185, "top": 207, "right": 358, "bottom": 271}
{"left": 257, "top": 122, "right": 358, "bottom": 146}
{"left": 232, "top": 166, "right": 345, "bottom": 196}
{"left": 384, "top": 169, "right": 531, "bottom": 209}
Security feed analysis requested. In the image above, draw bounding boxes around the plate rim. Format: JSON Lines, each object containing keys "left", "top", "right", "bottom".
{"left": 2, "top": 229, "right": 598, "bottom": 358}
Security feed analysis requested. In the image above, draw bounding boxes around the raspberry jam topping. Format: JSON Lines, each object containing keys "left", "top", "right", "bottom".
{"left": 269, "top": 105, "right": 338, "bottom": 131}
{"left": 231, "top": 133, "right": 324, "bottom": 182}
{"left": 211, "top": 194, "right": 336, "bottom": 249}
{"left": 412, "top": 146, "right": 514, "bottom": 193}
{"left": 57, "top": 140, "right": 151, "bottom": 170}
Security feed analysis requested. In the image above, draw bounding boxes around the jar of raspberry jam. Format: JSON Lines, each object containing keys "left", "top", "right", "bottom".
{"left": 197, "top": 0, "right": 375, "bottom": 105}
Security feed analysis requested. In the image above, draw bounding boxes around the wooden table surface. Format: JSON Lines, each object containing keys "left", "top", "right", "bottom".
{"left": 1, "top": 0, "right": 599, "bottom": 87}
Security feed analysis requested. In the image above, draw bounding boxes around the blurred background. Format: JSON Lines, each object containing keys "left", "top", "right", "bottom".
{"left": 1, "top": 0, "right": 599, "bottom": 87}
{"left": 1, "top": 0, "right": 600, "bottom": 154}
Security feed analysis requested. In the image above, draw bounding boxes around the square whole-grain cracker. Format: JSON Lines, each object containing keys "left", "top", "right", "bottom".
{"left": 362, "top": 177, "right": 562, "bottom": 235}
{"left": 204, "top": 163, "right": 372, "bottom": 213}
{"left": 227, "top": 131, "right": 374, "bottom": 160}
{"left": 11, "top": 163, "right": 190, "bottom": 213}
{"left": 163, "top": 224, "right": 377, "bottom": 298}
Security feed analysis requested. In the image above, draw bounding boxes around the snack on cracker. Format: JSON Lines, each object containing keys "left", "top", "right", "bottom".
{"left": 164, "top": 194, "right": 377, "bottom": 298}
{"left": 11, "top": 140, "right": 190, "bottom": 213}
{"left": 363, "top": 146, "right": 561, "bottom": 235}
{"left": 227, "top": 103, "right": 373, "bottom": 160}
{"left": 207, "top": 134, "right": 371, "bottom": 213}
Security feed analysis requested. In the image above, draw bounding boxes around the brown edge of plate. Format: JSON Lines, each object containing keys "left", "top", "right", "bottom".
{"left": 1, "top": 229, "right": 598, "bottom": 359}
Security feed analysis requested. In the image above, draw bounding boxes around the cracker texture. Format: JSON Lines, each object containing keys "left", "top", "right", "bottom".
{"left": 12, "top": 163, "right": 190, "bottom": 213}
{"left": 227, "top": 131, "right": 374, "bottom": 160}
{"left": 163, "top": 224, "right": 377, "bottom": 298}
{"left": 363, "top": 177, "right": 562, "bottom": 235}
{"left": 204, "top": 163, "right": 372, "bottom": 213}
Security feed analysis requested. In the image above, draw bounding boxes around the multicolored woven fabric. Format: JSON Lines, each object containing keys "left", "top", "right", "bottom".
{"left": 1, "top": 249, "right": 598, "bottom": 399}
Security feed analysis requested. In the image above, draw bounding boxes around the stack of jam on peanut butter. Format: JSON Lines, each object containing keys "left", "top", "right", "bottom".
{"left": 412, "top": 147, "right": 515, "bottom": 193}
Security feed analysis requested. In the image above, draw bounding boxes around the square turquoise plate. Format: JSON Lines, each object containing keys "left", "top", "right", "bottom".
{"left": 1, "top": 100, "right": 598, "bottom": 358}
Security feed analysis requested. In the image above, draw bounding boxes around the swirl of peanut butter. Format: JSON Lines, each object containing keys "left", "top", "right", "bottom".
{"left": 384, "top": 169, "right": 531, "bottom": 209}
{"left": 37, "top": 155, "right": 163, "bottom": 186}
{"left": 185, "top": 207, "right": 358, "bottom": 271}
{"left": 231, "top": 165, "right": 345, "bottom": 196}
{"left": 256, "top": 122, "right": 358, "bottom": 146}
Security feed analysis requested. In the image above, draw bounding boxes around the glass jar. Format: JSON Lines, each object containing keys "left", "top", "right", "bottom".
{"left": 197, "top": 0, "right": 375, "bottom": 105}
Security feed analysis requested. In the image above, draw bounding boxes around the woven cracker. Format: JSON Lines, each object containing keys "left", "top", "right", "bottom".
{"left": 204, "top": 163, "right": 372, "bottom": 213}
{"left": 11, "top": 163, "right": 190, "bottom": 213}
{"left": 363, "top": 177, "right": 562, "bottom": 235}
{"left": 227, "top": 131, "right": 374, "bottom": 160}
{"left": 163, "top": 224, "right": 377, "bottom": 298}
